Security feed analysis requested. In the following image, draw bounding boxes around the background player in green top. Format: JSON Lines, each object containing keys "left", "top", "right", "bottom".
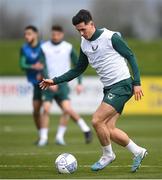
{"left": 40, "top": 10, "right": 147, "bottom": 172}
{"left": 20, "top": 25, "right": 45, "bottom": 146}
{"left": 41, "top": 25, "right": 92, "bottom": 146}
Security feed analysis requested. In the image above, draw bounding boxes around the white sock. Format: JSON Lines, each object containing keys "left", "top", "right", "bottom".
{"left": 126, "top": 139, "right": 143, "bottom": 156}
{"left": 39, "top": 128, "right": 48, "bottom": 141}
{"left": 77, "top": 118, "right": 90, "bottom": 132}
{"left": 102, "top": 144, "right": 114, "bottom": 156}
{"left": 56, "top": 125, "right": 67, "bottom": 140}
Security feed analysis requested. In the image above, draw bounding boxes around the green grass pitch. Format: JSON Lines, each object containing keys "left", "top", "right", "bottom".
{"left": 0, "top": 39, "right": 162, "bottom": 76}
{"left": 0, "top": 114, "right": 162, "bottom": 179}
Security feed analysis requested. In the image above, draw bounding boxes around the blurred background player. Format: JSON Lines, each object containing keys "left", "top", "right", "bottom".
{"left": 40, "top": 25, "right": 92, "bottom": 146}
{"left": 19, "top": 25, "right": 47, "bottom": 146}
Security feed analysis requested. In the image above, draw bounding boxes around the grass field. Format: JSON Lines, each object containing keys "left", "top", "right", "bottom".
{"left": 0, "top": 114, "right": 162, "bottom": 179}
{"left": 0, "top": 39, "right": 162, "bottom": 76}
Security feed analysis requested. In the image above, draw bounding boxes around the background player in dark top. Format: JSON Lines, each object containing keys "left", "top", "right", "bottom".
{"left": 20, "top": 25, "right": 46, "bottom": 146}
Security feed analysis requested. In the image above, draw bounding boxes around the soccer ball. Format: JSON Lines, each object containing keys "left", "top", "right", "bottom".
{"left": 55, "top": 153, "right": 78, "bottom": 174}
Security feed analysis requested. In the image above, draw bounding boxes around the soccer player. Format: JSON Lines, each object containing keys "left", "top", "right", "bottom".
{"left": 20, "top": 25, "right": 47, "bottom": 146}
{"left": 40, "top": 25, "right": 92, "bottom": 146}
{"left": 40, "top": 10, "right": 147, "bottom": 172}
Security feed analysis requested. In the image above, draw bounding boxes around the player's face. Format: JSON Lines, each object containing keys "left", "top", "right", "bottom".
{"left": 51, "top": 31, "right": 64, "bottom": 43}
{"left": 24, "top": 29, "right": 37, "bottom": 44}
{"left": 75, "top": 21, "right": 95, "bottom": 39}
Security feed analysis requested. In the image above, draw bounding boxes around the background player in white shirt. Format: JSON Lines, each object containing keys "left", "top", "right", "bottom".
{"left": 40, "top": 25, "right": 92, "bottom": 146}
{"left": 40, "top": 10, "right": 147, "bottom": 172}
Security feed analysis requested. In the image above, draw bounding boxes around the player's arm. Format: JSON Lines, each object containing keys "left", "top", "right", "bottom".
{"left": 19, "top": 48, "right": 32, "bottom": 70}
{"left": 39, "top": 49, "right": 49, "bottom": 78}
{"left": 70, "top": 47, "right": 83, "bottom": 94}
{"left": 19, "top": 48, "right": 43, "bottom": 71}
{"left": 40, "top": 48, "right": 89, "bottom": 90}
{"left": 70, "top": 47, "right": 82, "bottom": 85}
{"left": 111, "top": 33, "right": 143, "bottom": 101}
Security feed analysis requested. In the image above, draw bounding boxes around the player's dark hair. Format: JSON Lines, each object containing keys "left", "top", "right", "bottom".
{"left": 52, "top": 25, "right": 64, "bottom": 32}
{"left": 72, "top": 9, "right": 93, "bottom": 25}
{"left": 25, "top": 25, "right": 38, "bottom": 32}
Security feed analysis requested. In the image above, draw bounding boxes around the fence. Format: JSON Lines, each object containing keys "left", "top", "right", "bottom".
{"left": 0, "top": 76, "right": 162, "bottom": 114}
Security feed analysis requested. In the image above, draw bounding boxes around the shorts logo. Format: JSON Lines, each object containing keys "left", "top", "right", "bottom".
{"left": 42, "top": 96, "right": 46, "bottom": 101}
{"left": 107, "top": 93, "right": 115, "bottom": 100}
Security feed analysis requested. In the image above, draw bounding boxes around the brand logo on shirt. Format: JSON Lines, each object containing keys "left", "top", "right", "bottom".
{"left": 54, "top": 50, "right": 61, "bottom": 54}
{"left": 31, "top": 52, "right": 38, "bottom": 59}
{"left": 91, "top": 45, "right": 98, "bottom": 51}
{"left": 107, "top": 93, "right": 115, "bottom": 100}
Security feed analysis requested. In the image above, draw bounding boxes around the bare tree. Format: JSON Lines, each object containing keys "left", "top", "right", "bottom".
{"left": 0, "top": 2, "right": 32, "bottom": 39}
{"left": 92, "top": 0, "right": 133, "bottom": 36}
{"left": 92, "top": 0, "right": 161, "bottom": 40}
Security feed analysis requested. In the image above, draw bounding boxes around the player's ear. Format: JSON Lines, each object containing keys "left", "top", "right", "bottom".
{"left": 90, "top": 21, "right": 94, "bottom": 27}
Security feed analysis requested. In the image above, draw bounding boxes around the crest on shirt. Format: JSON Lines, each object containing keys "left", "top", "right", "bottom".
{"left": 107, "top": 93, "right": 115, "bottom": 100}
{"left": 91, "top": 45, "right": 98, "bottom": 51}
{"left": 31, "top": 52, "right": 38, "bottom": 59}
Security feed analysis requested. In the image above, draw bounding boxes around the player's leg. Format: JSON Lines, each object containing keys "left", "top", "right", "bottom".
{"left": 37, "top": 89, "right": 53, "bottom": 146}
{"left": 39, "top": 101, "right": 52, "bottom": 146}
{"left": 32, "top": 85, "right": 42, "bottom": 130}
{"left": 60, "top": 99, "right": 92, "bottom": 143}
{"left": 103, "top": 78, "right": 147, "bottom": 172}
{"left": 55, "top": 112, "right": 69, "bottom": 145}
{"left": 107, "top": 113, "right": 147, "bottom": 172}
{"left": 91, "top": 102, "right": 117, "bottom": 171}
{"left": 106, "top": 113, "right": 144, "bottom": 150}
{"left": 56, "top": 83, "right": 92, "bottom": 143}
{"left": 33, "top": 84, "right": 45, "bottom": 146}
{"left": 106, "top": 113, "right": 129, "bottom": 146}
{"left": 33, "top": 100, "right": 42, "bottom": 130}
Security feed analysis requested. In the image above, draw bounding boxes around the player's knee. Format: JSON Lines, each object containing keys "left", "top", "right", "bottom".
{"left": 42, "top": 102, "right": 51, "bottom": 115}
{"left": 43, "top": 106, "right": 50, "bottom": 115}
{"left": 63, "top": 107, "right": 72, "bottom": 115}
{"left": 92, "top": 114, "right": 101, "bottom": 128}
{"left": 33, "top": 110, "right": 40, "bottom": 117}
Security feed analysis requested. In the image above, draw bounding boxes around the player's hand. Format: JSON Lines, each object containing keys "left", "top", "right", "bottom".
{"left": 39, "top": 79, "right": 54, "bottom": 90}
{"left": 133, "top": 86, "right": 144, "bottom": 101}
{"left": 76, "top": 84, "right": 84, "bottom": 94}
{"left": 49, "top": 85, "right": 58, "bottom": 92}
{"left": 32, "top": 62, "right": 44, "bottom": 70}
{"left": 36, "top": 73, "right": 43, "bottom": 81}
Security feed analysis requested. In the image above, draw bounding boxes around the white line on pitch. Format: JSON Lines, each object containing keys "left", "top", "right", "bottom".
{"left": 0, "top": 151, "right": 98, "bottom": 156}
{"left": 0, "top": 165, "right": 162, "bottom": 168}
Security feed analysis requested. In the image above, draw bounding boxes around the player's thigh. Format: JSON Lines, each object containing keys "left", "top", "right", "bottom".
{"left": 42, "top": 101, "right": 52, "bottom": 114}
{"left": 59, "top": 100, "right": 73, "bottom": 113}
{"left": 33, "top": 84, "right": 42, "bottom": 101}
{"left": 42, "top": 89, "right": 53, "bottom": 113}
{"left": 93, "top": 102, "right": 118, "bottom": 125}
{"left": 56, "top": 101, "right": 69, "bottom": 116}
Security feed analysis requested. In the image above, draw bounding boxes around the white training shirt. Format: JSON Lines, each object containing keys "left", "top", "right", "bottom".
{"left": 41, "top": 41, "right": 72, "bottom": 79}
{"left": 81, "top": 28, "right": 131, "bottom": 87}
